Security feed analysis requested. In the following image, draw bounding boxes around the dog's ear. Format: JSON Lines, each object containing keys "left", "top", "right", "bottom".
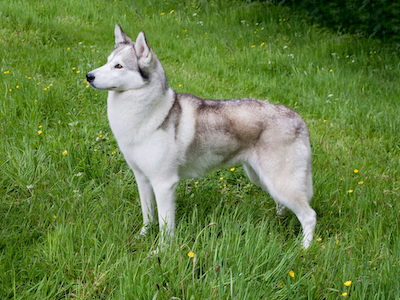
{"left": 135, "top": 31, "right": 152, "bottom": 65}
{"left": 114, "top": 24, "right": 132, "bottom": 45}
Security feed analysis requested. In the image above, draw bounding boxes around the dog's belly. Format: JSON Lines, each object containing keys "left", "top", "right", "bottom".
{"left": 178, "top": 148, "right": 242, "bottom": 179}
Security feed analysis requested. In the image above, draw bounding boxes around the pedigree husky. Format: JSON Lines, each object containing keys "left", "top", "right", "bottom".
{"left": 86, "top": 25, "right": 316, "bottom": 249}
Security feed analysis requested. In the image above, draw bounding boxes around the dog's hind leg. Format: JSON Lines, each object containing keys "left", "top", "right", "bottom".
{"left": 247, "top": 156, "right": 316, "bottom": 249}
{"left": 243, "top": 163, "right": 286, "bottom": 215}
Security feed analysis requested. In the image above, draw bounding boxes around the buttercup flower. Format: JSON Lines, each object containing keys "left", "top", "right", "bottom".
{"left": 62, "top": 150, "right": 68, "bottom": 156}
{"left": 188, "top": 251, "right": 194, "bottom": 258}
{"left": 289, "top": 270, "right": 294, "bottom": 278}
{"left": 354, "top": 169, "right": 359, "bottom": 173}
{"left": 344, "top": 281, "right": 351, "bottom": 287}
{"left": 342, "top": 292, "right": 348, "bottom": 297}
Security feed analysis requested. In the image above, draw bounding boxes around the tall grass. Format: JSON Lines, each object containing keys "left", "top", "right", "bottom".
{"left": 1, "top": 0, "right": 399, "bottom": 298}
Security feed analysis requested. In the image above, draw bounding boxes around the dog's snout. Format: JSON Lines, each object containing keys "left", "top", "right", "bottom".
{"left": 86, "top": 73, "right": 95, "bottom": 83}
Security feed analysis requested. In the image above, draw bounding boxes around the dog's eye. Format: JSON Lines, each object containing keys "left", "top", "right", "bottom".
{"left": 115, "top": 64, "right": 123, "bottom": 69}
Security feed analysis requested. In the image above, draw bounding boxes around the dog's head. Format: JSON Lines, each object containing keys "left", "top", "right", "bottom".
{"left": 86, "top": 25, "right": 155, "bottom": 91}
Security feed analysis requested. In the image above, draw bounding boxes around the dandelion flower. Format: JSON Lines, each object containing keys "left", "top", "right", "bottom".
{"left": 358, "top": 181, "right": 363, "bottom": 185}
{"left": 289, "top": 270, "right": 294, "bottom": 278}
{"left": 260, "top": 42, "right": 265, "bottom": 47}
{"left": 342, "top": 292, "right": 348, "bottom": 297}
{"left": 72, "top": 67, "right": 76, "bottom": 70}
{"left": 16, "top": 85, "right": 19, "bottom": 89}
{"left": 76, "top": 71, "right": 81, "bottom": 74}
{"left": 230, "top": 168, "right": 235, "bottom": 172}
{"left": 188, "top": 251, "right": 194, "bottom": 258}
{"left": 170, "top": 10, "right": 174, "bottom": 14}
{"left": 317, "top": 237, "right": 322, "bottom": 242}
{"left": 39, "top": 125, "right": 42, "bottom": 129}
{"left": 354, "top": 169, "right": 359, "bottom": 173}
{"left": 178, "top": 84, "right": 182, "bottom": 87}
{"left": 67, "top": 47, "right": 70, "bottom": 51}
{"left": 38, "top": 130, "right": 42, "bottom": 135}
{"left": 62, "top": 150, "right": 68, "bottom": 156}
{"left": 330, "top": 69, "right": 333, "bottom": 72}
{"left": 49, "top": 83, "right": 53, "bottom": 87}
{"left": 344, "top": 281, "right": 351, "bottom": 287}
{"left": 348, "top": 190, "right": 353, "bottom": 193}
{"left": 220, "top": 177, "right": 223, "bottom": 180}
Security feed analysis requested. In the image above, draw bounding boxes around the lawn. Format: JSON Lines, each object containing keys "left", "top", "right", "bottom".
{"left": 0, "top": 0, "right": 399, "bottom": 298}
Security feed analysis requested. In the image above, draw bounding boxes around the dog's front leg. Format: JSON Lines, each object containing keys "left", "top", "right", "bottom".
{"left": 133, "top": 170, "right": 155, "bottom": 236}
{"left": 152, "top": 179, "right": 179, "bottom": 246}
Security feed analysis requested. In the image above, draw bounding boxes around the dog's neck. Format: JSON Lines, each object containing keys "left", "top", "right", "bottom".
{"left": 107, "top": 80, "right": 175, "bottom": 145}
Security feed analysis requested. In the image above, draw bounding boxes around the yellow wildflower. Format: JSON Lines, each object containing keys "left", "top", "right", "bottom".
{"left": 161, "top": 12, "right": 165, "bottom": 15}
{"left": 358, "top": 181, "right": 363, "bottom": 185}
{"left": 344, "top": 281, "right": 351, "bottom": 287}
{"left": 342, "top": 292, "right": 348, "bottom": 297}
{"left": 354, "top": 169, "right": 359, "bottom": 173}
{"left": 289, "top": 270, "right": 294, "bottom": 278}
{"left": 317, "top": 237, "right": 322, "bottom": 242}
{"left": 348, "top": 190, "right": 353, "bottom": 193}
{"left": 230, "top": 168, "right": 235, "bottom": 172}
{"left": 38, "top": 130, "right": 42, "bottom": 135}
{"left": 62, "top": 150, "right": 68, "bottom": 156}
{"left": 188, "top": 251, "right": 194, "bottom": 258}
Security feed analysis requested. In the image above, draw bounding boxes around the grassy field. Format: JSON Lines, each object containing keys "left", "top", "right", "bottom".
{"left": 1, "top": 0, "right": 399, "bottom": 298}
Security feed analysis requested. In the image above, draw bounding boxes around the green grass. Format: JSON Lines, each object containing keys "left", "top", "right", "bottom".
{"left": 1, "top": 0, "right": 399, "bottom": 298}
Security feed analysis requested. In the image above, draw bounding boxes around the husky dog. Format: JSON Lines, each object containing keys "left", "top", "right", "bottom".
{"left": 86, "top": 25, "right": 316, "bottom": 249}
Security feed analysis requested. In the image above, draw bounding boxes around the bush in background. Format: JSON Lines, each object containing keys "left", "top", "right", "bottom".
{"left": 282, "top": 0, "right": 400, "bottom": 46}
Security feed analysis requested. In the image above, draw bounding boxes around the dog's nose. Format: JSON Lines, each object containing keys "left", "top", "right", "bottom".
{"left": 86, "top": 73, "right": 95, "bottom": 83}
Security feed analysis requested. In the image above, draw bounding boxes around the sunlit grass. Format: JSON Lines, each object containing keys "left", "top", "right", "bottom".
{"left": 1, "top": 0, "right": 399, "bottom": 298}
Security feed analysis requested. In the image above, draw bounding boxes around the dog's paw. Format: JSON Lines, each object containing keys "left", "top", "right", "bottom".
{"left": 276, "top": 203, "right": 286, "bottom": 216}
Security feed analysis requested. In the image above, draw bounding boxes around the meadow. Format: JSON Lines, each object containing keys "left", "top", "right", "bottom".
{"left": 0, "top": 0, "right": 399, "bottom": 298}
